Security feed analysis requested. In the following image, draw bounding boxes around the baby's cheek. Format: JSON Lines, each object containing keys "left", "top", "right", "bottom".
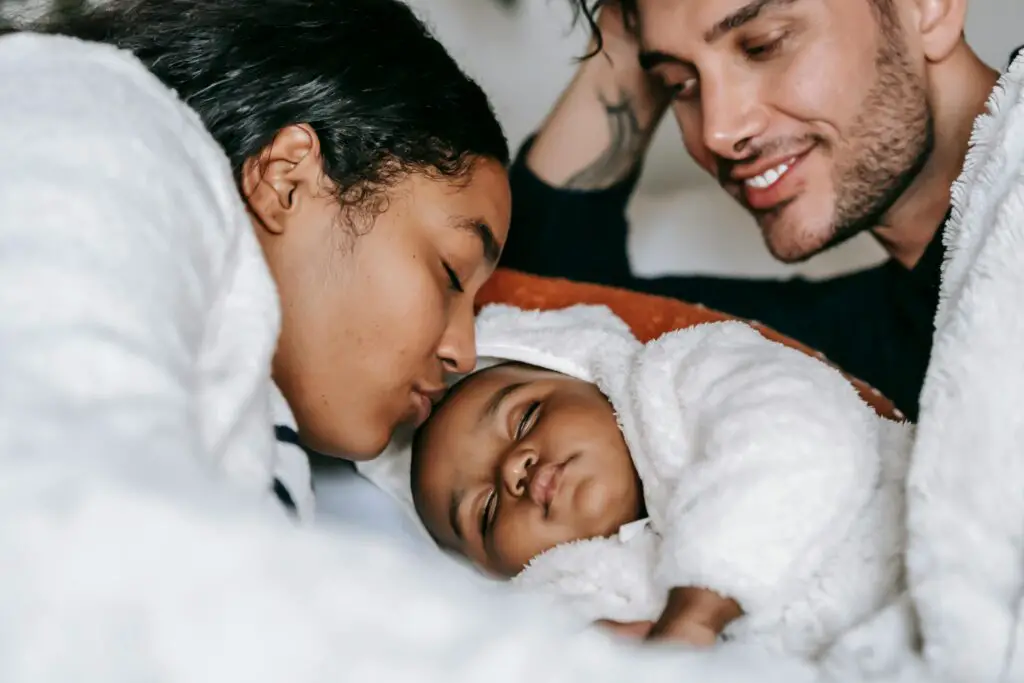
{"left": 495, "top": 517, "right": 581, "bottom": 576}
{"left": 570, "top": 478, "right": 625, "bottom": 538}
{"left": 494, "top": 516, "right": 551, "bottom": 576}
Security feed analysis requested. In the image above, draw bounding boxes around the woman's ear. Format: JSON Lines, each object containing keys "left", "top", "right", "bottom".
{"left": 912, "top": 0, "right": 967, "bottom": 63}
{"left": 241, "top": 124, "right": 323, "bottom": 236}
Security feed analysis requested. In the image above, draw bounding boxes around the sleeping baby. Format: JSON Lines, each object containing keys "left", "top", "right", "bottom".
{"left": 409, "top": 304, "right": 913, "bottom": 659}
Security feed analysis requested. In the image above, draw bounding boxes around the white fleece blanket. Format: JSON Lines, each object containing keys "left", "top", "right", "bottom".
{"left": 901, "top": 52, "right": 1024, "bottom": 681}
{"left": 818, "top": 51, "right": 1024, "bottom": 683}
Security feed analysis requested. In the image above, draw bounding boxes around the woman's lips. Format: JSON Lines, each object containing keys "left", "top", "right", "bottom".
{"left": 409, "top": 386, "right": 445, "bottom": 428}
{"left": 410, "top": 391, "right": 432, "bottom": 427}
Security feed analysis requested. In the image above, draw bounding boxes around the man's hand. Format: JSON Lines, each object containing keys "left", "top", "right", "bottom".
{"left": 526, "top": 0, "right": 668, "bottom": 190}
{"left": 646, "top": 587, "right": 743, "bottom": 646}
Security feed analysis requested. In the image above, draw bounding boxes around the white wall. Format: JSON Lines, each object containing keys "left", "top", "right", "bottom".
{"left": 407, "top": 0, "right": 1023, "bottom": 279}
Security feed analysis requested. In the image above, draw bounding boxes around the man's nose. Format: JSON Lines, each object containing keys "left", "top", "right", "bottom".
{"left": 701, "top": 73, "right": 770, "bottom": 161}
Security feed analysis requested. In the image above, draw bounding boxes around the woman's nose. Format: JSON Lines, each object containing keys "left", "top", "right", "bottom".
{"left": 437, "top": 299, "right": 477, "bottom": 374}
{"left": 500, "top": 446, "right": 536, "bottom": 497}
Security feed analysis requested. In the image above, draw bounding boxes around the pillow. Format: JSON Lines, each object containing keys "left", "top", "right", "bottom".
{"left": 355, "top": 268, "right": 904, "bottom": 542}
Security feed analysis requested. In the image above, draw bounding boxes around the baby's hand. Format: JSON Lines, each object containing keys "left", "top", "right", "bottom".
{"left": 646, "top": 587, "right": 742, "bottom": 647}
{"left": 595, "top": 619, "right": 655, "bottom": 640}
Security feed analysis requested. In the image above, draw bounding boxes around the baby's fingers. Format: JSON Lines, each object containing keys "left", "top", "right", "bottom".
{"left": 594, "top": 619, "right": 655, "bottom": 639}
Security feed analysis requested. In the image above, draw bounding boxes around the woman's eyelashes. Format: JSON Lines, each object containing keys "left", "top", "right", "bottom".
{"left": 442, "top": 261, "right": 464, "bottom": 293}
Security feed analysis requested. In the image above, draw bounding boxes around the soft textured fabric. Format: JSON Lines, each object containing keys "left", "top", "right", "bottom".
{"left": 463, "top": 303, "right": 911, "bottom": 658}
{"left": 795, "top": 50, "right": 1024, "bottom": 682}
{"left": 902, "top": 49, "right": 1024, "bottom": 683}
{"left": 0, "top": 32, "right": 312, "bottom": 516}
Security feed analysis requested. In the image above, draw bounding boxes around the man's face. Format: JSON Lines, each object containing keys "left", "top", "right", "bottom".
{"left": 635, "top": 0, "right": 935, "bottom": 262}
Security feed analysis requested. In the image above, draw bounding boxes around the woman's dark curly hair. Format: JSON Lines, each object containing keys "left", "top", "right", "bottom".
{"left": 32, "top": 0, "right": 508, "bottom": 221}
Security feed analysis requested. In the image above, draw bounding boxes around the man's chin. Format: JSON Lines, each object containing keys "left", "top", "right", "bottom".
{"left": 760, "top": 226, "right": 829, "bottom": 265}
{"left": 764, "top": 239, "right": 823, "bottom": 264}
{"left": 756, "top": 207, "right": 842, "bottom": 264}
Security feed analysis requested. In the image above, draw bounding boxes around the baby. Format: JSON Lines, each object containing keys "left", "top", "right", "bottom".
{"left": 411, "top": 304, "right": 912, "bottom": 658}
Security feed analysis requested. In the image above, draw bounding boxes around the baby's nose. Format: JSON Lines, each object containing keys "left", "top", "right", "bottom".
{"left": 501, "top": 449, "right": 536, "bottom": 497}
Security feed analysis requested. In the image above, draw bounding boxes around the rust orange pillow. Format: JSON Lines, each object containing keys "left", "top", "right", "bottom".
{"left": 476, "top": 268, "right": 901, "bottom": 421}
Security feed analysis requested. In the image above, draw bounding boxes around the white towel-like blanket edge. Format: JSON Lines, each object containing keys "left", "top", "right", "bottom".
{"left": 903, "top": 51, "right": 1024, "bottom": 683}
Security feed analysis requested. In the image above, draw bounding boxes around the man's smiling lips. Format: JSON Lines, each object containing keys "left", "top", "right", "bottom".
{"left": 724, "top": 144, "right": 816, "bottom": 212}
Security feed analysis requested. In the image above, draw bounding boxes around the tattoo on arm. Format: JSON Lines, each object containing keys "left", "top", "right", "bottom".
{"left": 563, "top": 88, "right": 653, "bottom": 190}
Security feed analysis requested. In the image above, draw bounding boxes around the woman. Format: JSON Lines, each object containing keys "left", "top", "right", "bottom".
{"left": 0, "top": 0, "right": 510, "bottom": 520}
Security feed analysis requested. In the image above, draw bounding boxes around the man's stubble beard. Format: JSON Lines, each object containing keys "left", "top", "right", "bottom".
{"left": 771, "top": 22, "right": 935, "bottom": 263}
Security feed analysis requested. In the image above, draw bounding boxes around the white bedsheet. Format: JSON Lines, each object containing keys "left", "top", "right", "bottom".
{"left": 311, "top": 456, "right": 433, "bottom": 555}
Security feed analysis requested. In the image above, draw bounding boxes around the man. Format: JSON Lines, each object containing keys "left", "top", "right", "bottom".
{"left": 501, "top": 0, "right": 1015, "bottom": 420}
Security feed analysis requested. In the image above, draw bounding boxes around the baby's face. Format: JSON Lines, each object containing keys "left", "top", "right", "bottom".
{"left": 413, "top": 363, "right": 644, "bottom": 578}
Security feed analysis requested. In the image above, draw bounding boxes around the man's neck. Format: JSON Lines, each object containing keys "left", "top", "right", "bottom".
{"left": 872, "top": 46, "right": 999, "bottom": 269}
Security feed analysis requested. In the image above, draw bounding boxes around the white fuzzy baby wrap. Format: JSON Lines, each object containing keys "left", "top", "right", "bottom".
{"left": 463, "top": 303, "right": 914, "bottom": 659}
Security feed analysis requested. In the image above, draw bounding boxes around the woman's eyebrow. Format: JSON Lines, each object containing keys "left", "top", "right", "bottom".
{"left": 450, "top": 215, "right": 501, "bottom": 264}
{"left": 479, "top": 382, "right": 525, "bottom": 426}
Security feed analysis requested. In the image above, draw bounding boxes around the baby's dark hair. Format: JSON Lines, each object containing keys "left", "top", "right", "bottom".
{"left": 32, "top": 0, "right": 509, "bottom": 231}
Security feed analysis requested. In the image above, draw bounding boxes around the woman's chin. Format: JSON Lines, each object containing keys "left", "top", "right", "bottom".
{"left": 298, "top": 417, "right": 392, "bottom": 462}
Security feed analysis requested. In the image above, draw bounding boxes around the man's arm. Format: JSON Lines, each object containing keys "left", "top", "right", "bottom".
{"left": 500, "top": 3, "right": 668, "bottom": 284}
{"left": 526, "top": 2, "right": 669, "bottom": 189}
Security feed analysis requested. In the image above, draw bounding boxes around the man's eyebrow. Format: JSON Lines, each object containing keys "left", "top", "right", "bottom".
{"left": 451, "top": 216, "right": 501, "bottom": 265}
{"left": 480, "top": 381, "right": 524, "bottom": 426}
{"left": 704, "top": 0, "right": 797, "bottom": 43}
{"left": 449, "top": 486, "right": 466, "bottom": 542}
{"left": 638, "top": 0, "right": 797, "bottom": 69}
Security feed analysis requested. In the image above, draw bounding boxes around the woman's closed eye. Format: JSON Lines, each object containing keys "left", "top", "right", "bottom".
{"left": 443, "top": 261, "right": 464, "bottom": 293}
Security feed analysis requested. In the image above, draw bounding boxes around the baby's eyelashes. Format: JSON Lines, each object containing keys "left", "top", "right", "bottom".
{"left": 514, "top": 401, "right": 541, "bottom": 438}
{"left": 480, "top": 488, "right": 497, "bottom": 537}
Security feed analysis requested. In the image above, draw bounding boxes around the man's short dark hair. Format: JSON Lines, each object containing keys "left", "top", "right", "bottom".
{"left": 32, "top": 0, "right": 509, "bottom": 222}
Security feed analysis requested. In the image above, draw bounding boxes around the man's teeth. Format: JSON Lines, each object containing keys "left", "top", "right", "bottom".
{"left": 745, "top": 162, "right": 790, "bottom": 189}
